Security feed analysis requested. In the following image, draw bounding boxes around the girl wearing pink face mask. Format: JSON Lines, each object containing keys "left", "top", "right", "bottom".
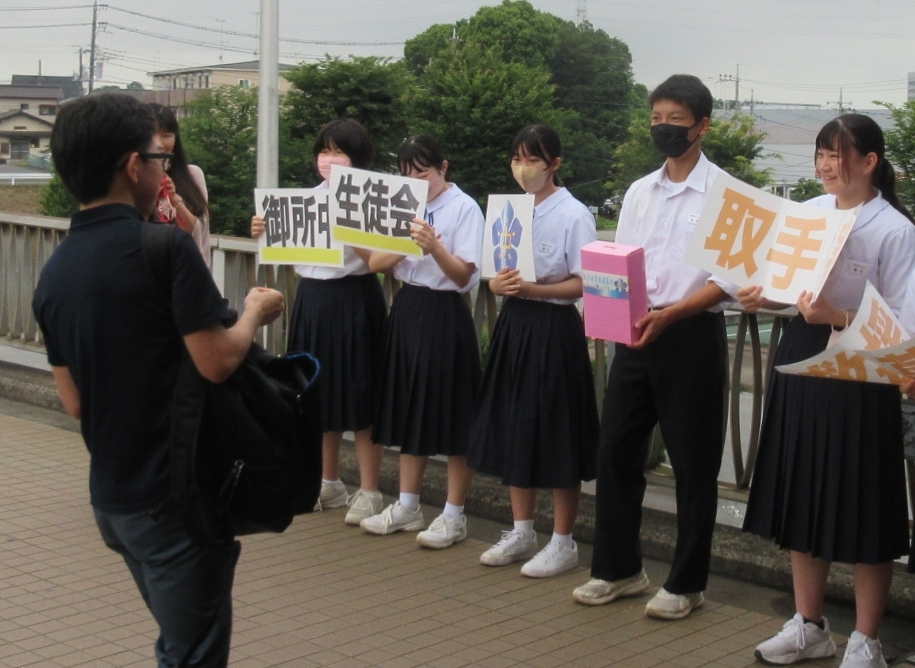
{"left": 250, "top": 119, "right": 388, "bottom": 526}
{"left": 467, "top": 124, "right": 599, "bottom": 579}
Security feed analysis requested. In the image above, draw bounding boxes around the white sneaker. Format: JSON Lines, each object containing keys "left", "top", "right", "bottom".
{"left": 314, "top": 481, "right": 348, "bottom": 511}
{"left": 360, "top": 502, "right": 425, "bottom": 535}
{"left": 479, "top": 529, "right": 539, "bottom": 566}
{"left": 754, "top": 613, "right": 837, "bottom": 665}
{"left": 572, "top": 569, "right": 651, "bottom": 605}
{"left": 344, "top": 489, "right": 383, "bottom": 526}
{"left": 645, "top": 587, "right": 704, "bottom": 620}
{"left": 416, "top": 513, "right": 467, "bottom": 549}
{"left": 520, "top": 540, "right": 578, "bottom": 578}
{"left": 840, "top": 631, "right": 886, "bottom": 668}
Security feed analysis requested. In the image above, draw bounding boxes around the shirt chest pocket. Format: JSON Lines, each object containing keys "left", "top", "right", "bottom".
{"left": 841, "top": 257, "right": 873, "bottom": 279}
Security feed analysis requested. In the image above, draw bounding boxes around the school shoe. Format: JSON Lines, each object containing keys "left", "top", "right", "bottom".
{"left": 572, "top": 569, "right": 651, "bottom": 605}
{"left": 416, "top": 513, "right": 467, "bottom": 549}
{"left": 645, "top": 588, "right": 705, "bottom": 620}
{"left": 360, "top": 502, "right": 425, "bottom": 535}
{"left": 520, "top": 540, "right": 579, "bottom": 578}
{"left": 344, "top": 489, "right": 383, "bottom": 526}
{"left": 754, "top": 613, "right": 837, "bottom": 665}
{"left": 479, "top": 529, "right": 539, "bottom": 566}
{"left": 839, "top": 631, "right": 886, "bottom": 668}
{"left": 314, "top": 481, "right": 348, "bottom": 511}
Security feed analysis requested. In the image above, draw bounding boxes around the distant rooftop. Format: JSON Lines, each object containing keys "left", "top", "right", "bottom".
{"left": 0, "top": 85, "right": 66, "bottom": 100}
{"left": 150, "top": 60, "right": 296, "bottom": 76}
{"left": 11, "top": 75, "right": 82, "bottom": 99}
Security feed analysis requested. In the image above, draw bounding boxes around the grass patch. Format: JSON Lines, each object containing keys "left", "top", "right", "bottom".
{"left": 0, "top": 185, "right": 44, "bottom": 215}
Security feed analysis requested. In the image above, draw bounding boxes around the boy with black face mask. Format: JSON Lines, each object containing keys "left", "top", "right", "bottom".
{"left": 571, "top": 74, "right": 736, "bottom": 620}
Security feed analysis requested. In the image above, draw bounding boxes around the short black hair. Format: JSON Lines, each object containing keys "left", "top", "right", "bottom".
{"left": 511, "top": 124, "right": 563, "bottom": 186}
{"left": 648, "top": 74, "right": 713, "bottom": 124}
{"left": 51, "top": 94, "right": 157, "bottom": 204}
{"left": 312, "top": 119, "right": 373, "bottom": 169}
{"left": 398, "top": 135, "right": 447, "bottom": 175}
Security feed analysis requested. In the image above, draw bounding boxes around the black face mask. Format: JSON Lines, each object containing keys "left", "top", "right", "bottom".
{"left": 650, "top": 122, "right": 700, "bottom": 158}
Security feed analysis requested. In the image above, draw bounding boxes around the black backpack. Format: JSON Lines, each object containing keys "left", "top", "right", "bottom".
{"left": 142, "top": 223, "right": 323, "bottom": 545}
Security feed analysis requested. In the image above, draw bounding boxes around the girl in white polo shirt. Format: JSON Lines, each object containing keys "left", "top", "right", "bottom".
{"left": 740, "top": 114, "right": 915, "bottom": 668}
{"left": 251, "top": 119, "right": 388, "bottom": 526}
{"left": 468, "top": 124, "right": 599, "bottom": 577}
{"left": 359, "top": 135, "right": 484, "bottom": 549}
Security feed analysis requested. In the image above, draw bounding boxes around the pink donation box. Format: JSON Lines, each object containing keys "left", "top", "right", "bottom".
{"left": 581, "top": 241, "right": 648, "bottom": 345}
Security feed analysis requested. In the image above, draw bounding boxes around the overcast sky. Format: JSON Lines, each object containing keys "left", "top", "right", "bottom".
{"left": 2, "top": 0, "right": 913, "bottom": 108}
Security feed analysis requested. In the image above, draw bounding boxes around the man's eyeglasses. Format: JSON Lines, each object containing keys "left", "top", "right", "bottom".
{"left": 139, "top": 152, "right": 174, "bottom": 171}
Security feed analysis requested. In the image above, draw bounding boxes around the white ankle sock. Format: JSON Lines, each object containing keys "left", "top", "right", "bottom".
{"left": 551, "top": 532, "right": 573, "bottom": 549}
{"left": 443, "top": 503, "right": 464, "bottom": 520}
{"left": 514, "top": 520, "right": 535, "bottom": 539}
{"left": 322, "top": 479, "right": 345, "bottom": 488}
{"left": 399, "top": 492, "right": 420, "bottom": 511}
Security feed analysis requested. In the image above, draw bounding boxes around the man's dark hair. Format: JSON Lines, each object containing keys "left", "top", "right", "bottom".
{"left": 648, "top": 74, "right": 713, "bottom": 124}
{"left": 51, "top": 94, "right": 158, "bottom": 204}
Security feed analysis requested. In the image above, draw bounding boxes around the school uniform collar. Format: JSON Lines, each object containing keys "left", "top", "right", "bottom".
{"left": 653, "top": 152, "right": 713, "bottom": 194}
{"left": 819, "top": 189, "right": 890, "bottom": 233}
{"left": 425, "top": 182, "right": 462, "bottom": 214}
{"left": 534, "top": 187, "right": 573, "bottom": 217}
{"left": 69, "top": 203, "right": 145, "bottom": 231}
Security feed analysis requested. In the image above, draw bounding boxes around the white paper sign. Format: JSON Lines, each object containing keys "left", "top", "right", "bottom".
{"left": 254, "top": 188, "right": 343, "bottom": 266}
{"left": 328, "top": 166, "right": 428, "bottom": 257}
{"left": 687, "top": 171, "right": 858, "bottom": 303}
{"left": 481, "top": 194, "right": 536, "bottom": 281}
{"left": 776, "top": 281, "right": 913, "bottom": 385}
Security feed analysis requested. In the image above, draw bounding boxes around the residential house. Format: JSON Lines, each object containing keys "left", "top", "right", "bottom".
{"left": 0, "top": 85, "right": 64, "bottom": 162}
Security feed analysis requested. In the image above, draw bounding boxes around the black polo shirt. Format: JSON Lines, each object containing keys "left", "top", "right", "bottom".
{"left": 33, "top": 204, "right": 231, "bottom": 512}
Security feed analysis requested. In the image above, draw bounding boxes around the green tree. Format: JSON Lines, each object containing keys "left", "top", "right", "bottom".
{"left": 38, "top": 173, "right": 78, "bottom": 218}
{"left": 790, "top": 178, "right": 825, "bottom": 202}
{"left": 606, "top": 112, "right": 773, "bottom": 198}
{"left": 404, "top": 1, "right": 637, "bottom": 203}
{"left": 406, "top": 45, "right": 572, "bottom": 200}
{"left": 281, "top": 56, "right": 412, "bottom": 183}
{"left": 875, "top": 101, "right": 915, "bottom": 211}
{"left": 180, "top": 86, "right": 259, "bottom": 237}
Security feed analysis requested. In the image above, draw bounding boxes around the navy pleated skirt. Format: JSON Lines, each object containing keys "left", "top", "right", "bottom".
{"left": 743, "top": 315, "right": 910, "bottom": 564}
{"left": 468, "top": 297, "right": 599, "bottom": 488}
{"left": 372, "top": 284, "right": 481, "bottom": 456}
{"left": 287, "top": 273, "right": 387, "bottom": 433}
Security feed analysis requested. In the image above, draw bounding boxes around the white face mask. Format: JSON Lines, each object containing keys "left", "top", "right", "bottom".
{"left": 316, "top": 154, "right": 351, "bottom": 181}
{"left": 511, "top": 163, "right": 551, "bottom": 194}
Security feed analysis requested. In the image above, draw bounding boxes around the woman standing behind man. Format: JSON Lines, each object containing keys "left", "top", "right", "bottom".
{"left": 741, "top": 114, "right": 915, "bottom": 668}
{"left": 148, "top": 103, "right": 211, "bottom": 266}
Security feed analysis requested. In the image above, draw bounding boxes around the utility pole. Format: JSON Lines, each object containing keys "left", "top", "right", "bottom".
{"left": 88, "top": 0, "right": 98, "bottom": 93}
{"left": 576, "top": 0, "right": 587, "bottom": 24}
{"left": 256, "top": 0, "right": 279, "bottom": 189}
{"left": 718, "top": 65, "right": 741, "bottom": 115}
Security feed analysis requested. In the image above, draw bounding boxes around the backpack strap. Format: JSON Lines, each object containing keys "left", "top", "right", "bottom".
{"left": 140, "top": 224, "right": 210, "bottom": 537}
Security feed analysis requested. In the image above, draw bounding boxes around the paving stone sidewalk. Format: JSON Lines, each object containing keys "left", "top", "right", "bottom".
{"left": 0, "top": 408, "right": 853, "bottom": 668}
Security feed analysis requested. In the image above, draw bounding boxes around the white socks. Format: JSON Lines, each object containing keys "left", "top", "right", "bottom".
{"left": 443, "top": 502, "right": 464, "bottom": 520}
{"left": 398, "top": 492, "right": 420, "bottom": 511}
{"left": 514, "top": 520, "right": 535, "bottom": 540}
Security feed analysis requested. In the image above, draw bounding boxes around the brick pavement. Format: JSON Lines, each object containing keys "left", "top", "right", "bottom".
{"left": 0, "top": 408, "right": 851, "bottom": 668}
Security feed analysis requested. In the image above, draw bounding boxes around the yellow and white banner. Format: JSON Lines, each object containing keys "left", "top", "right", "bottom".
{"left": 687, "top": 172, "right": 858, "bottom": 303}
{"left": 328, "top": 166, "right": 429, "bottom": 257}
{"left": 255, "top": 188, "right": 343, "bottom": 266}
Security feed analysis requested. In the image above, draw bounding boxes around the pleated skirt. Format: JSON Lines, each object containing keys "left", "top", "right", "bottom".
{"left": 468, "top": 297, "right": 599, "bottom": 488}
{"left": 743, "top": 315, "right": 910, "bottom": 564}
{"left": 287, "top": 273, "right": 387, "bottom": 433}
{"left": 372, "top": 284, "right": 481, "bottom": 456}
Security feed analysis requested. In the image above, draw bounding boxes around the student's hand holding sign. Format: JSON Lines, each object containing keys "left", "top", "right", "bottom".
{"left": 797, "top": 290, "right": 851, "bottom": 329}
{"left": 409, "top": 218, "right": 441, "bottom": 255}
{"left": 489, "top": 267, "right": 522, "bottom": 296}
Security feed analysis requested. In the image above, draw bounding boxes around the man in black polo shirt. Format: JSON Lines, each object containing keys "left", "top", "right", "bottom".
{"left": 32, "top": 94, "right": 285, "bottom": 667}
